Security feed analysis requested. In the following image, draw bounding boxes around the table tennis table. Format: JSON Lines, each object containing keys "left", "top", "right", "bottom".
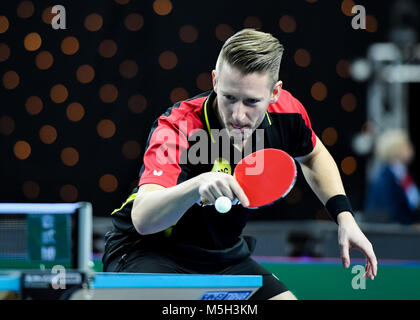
{"left": 0, "top": 271, "right": 262, "bottom": 300}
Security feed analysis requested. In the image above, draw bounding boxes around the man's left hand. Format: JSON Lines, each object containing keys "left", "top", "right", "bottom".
{"left": 337, "top": 211, "right": 378, "bottom": 280}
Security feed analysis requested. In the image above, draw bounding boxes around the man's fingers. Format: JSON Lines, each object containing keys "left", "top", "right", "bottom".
{"left": 229, "top": 178, "right": 249, "bottom": 207}
{"left": 199, "top": 173, "right": 249, "bottom": 208}
{"left": 216, "top": 181, "right": 235, "bottom": 201}
{"left": 209, "top": 184, "right": 224, "bottom": 200}
{"left": 364, "top": 260, "right": 371, "bottom": 280}
{"left": 340, "top": 242, "right": 350, "bottom": 269}
{"left": 361, "top": 243, "right": 378, "bottom": 279}
{"left": 371, "top": 255, "right": 378, "bottom": 278}
{"left": 368, "top": 255, "right": 378, "bottom": 279}
{"left": 365, "top": 259, "right": 376, "bottom": 280}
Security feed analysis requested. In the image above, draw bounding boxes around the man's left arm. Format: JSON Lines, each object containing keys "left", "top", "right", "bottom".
{"left": 296, "top": 136, "right": 377, "bottom": 280}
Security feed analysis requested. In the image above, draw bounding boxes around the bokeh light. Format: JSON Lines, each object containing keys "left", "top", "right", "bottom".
{"left": 2, "top": 70, "right": 20, "bottom": 89}
{"left": 341, "top": 93, "right": 357, "bottom": 112}
{"left": 17, "top": 1, "right": 34, "bottom": 19}
{"left": 119, "top": 60, "right": 138, "bottom": 79}
{"left": 341, "top": 156, "right": 357, "bottom": 175}
{"left": 66, "top": 102, "right": 85, "bottom": 122}
{"left": 0, "top": 16, "right": 9, "bottom": 34}
{"left": 0, "top": 116, "right": 15, "bottom": 135}
{"left": 50, "top": 84, "right": 68, "bottom": 103}
{"left": 153, "top": 0, "right": 173, "bottom": 16}
{"left": 60, "top": 184, "right": 78, "bottom": 202}
{"left": 122, "top": 141, "right": 141, "bottom": 160}
{"left": 14, "top": 141, "right": 31, "bottom": 160}
{"left": 279, "top": 15, "right": 296, "bottom": 33}
{"left": 244, "top": 16, "right": 262, "bottom": 29}
{"left": 196, "top": 73, "right": 212, "bottom": 91}
{"left": 158, "top": 51, "right": 178, "bottom": 70}
{"left": 42, "top": 7, "right": 57, "bottom": 25}
{"left": 336, "top": 59, "right": 350, "bottom": 78}
{"left": 0, "top": 43, "right": 10, "bottom": 62}
{"left": 99, "top": 174, "right": 118, "bottom": 193}
{"left": 215, "top": 24, "right": 234, "bottom": 42}
{"left": 170, "top": 88, "right": 189, "bottom": 104}
{"left": 61, "top": 36, "right": 79, "bottom": 55}
{"left": 366, "top": 15, "right": 379, "bottom": 33}
{"left": 322, "top": 127, "right": 338, "bottom": 146}
{"left": 39, "top": 125, "right": 57, "bottom": 144}
{"left": 99, "top": 84, "right": 118, "bottom": 103}
{"left": 84, "top": 13, "right": 103, "bottom": 32}
{"left": 179, "top": 25, "right": 198, "bottom": 43}
{"left": 341, "top": 0, "right": 356, "bottom": 17}
{"left": 97, "top": 119, "right": 116, "bottom": 139}
{"left": 25, "top": 96, "right": 43, "bottom": 115}
{"left": 361, "top": 121, "right": 376, "bottom": 135}
{"left": 24, "top": 32, "right": 42, "bottom": 51}
{"left": 35, "top": 51, "right": 54, "bottom": 70}
{"left": 76, "top": 64, "right": 95, "bottom": 83}
{"left": 124, "top": 13, "right": 144, "bottom": 31}
{"left": 22, "top": 180, "right": 40, "bottom": 199}
{"left": 61, "top": 147, "right": 79, "bottom": 166}
{"left": 294, "top": 49, "right": 311, "bottom": 68}
{"left": 311, "top": 82, "right": 328, "bottom": 102}
{"left": 98, "top": 39, "right": 118, "bottom": 58}
{"left": 128, "top": 94, "right": 147, "bottom": 114}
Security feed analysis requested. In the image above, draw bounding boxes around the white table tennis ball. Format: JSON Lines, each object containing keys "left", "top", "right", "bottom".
{"left": 215, "top": 196, "right": 232, "bottom": 214}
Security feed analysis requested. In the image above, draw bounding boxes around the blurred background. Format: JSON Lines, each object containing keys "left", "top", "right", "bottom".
{"left": 1, "top": 0, "right": 420, "bottom": 299}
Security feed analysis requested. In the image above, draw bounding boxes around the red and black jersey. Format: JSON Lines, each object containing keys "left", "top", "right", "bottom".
{"left": 103, "top": 89, "right": 316, "bottom": 268}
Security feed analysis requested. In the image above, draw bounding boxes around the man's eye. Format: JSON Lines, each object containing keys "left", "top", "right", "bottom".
{"left": 245, "top": 99, "right": 260, "bottom": 106}
{"left": 225, "top": 95, "right": 236, "bottom": 102}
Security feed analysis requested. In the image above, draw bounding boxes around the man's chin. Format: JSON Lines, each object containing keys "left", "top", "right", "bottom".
{"left": 228, "top": 130, "right": 252, "bottom": 143}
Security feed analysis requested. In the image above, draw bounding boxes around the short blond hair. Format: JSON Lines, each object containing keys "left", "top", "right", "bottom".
{"left": 215, "top": 29, "right": 284, "bottom": 87}
{"left": 375, "top": 129, "right": 412, "bottom": 162}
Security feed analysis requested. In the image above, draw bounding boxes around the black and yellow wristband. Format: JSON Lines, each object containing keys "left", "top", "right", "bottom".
{"left": 325, "top": 194, "right": 354, "bottom": 224}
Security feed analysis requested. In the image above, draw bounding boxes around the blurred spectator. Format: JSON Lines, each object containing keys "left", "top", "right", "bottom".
{"left": 364, "top": 129, "right": 420, "bottom": 224}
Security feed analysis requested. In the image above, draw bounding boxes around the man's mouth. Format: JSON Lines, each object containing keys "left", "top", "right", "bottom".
{"left": 230, "top": 123, "right": 248, "bottom": 130}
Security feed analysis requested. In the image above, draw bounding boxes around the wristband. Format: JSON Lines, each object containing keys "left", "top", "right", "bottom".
{"left": 325, "top": 195, "right": 354, "bottom": 224}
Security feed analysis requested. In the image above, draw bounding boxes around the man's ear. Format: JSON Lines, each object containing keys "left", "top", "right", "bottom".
{"left": 270, "top": 80, "right": 282, "bottom": 103}
{"left": 212, "top": 70, "right": 217, "bottom": 93}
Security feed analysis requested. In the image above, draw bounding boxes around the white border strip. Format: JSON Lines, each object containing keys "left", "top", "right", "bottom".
{"left": 0, "top": 203, "right": 80, "bottom": 214}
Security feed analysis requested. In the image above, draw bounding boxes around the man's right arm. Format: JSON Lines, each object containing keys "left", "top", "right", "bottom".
{"left": 131, "top": 172, "right": 249, "bottom": 235}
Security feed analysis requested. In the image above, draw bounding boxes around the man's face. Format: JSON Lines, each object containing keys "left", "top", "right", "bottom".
{"left": 212, "top": 62, "right": 282, "bottom": 143}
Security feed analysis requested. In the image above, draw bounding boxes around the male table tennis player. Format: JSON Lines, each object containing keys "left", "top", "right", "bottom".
{"left": 103, "top": 29, "right": 377, "bottom": 300}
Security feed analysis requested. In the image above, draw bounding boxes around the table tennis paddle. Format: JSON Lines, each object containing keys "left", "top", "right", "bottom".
{"left": 215, "top": 148, "right": 297, "bottom": 212}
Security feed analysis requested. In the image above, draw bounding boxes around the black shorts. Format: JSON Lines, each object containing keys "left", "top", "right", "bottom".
{"left": 105, "top": 249, "right": 289, "bottom": 300}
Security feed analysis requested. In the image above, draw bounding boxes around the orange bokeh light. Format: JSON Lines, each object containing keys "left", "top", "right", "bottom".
{"left": 311, "top": 82, "right": 328, "bottom": 102}
{"left": 153, "top": 0, "right": 173, "bottom": 16}
{"left": 14, "top": 141, "right": 31, "bottom": 160}
{"left": 99, "top": 174, "right": 118, "bottom": 193}
{"left": 50, "top": 84, "right": 69, "bottom": 103}
{"left": 24, "top": 32, "right": 42, "bottom": 51}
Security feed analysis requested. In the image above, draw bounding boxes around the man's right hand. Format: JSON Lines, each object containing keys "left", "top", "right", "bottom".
{"left": 196, "top": 172, "right": 249, "bottom": 208}
{"left": 132, "top": 172, "right": 249, "bottom": 235}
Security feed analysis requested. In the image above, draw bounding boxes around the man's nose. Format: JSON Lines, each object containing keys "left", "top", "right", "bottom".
{"left": 232, "top": 103, "right": 247, "bottom": 123}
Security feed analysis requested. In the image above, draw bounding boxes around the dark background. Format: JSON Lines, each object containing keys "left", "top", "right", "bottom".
{"left": 0, "top": 0, "right": 418, "bottom": 220}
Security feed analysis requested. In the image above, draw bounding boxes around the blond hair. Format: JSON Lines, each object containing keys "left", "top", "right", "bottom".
{"left": 215, "top": 29, "right": 284, "bottom": 87}
{"left": 375, "top": 129, "right": 412, "bottom": 162}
